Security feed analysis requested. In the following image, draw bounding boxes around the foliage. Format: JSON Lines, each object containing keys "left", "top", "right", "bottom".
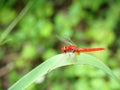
{"left": 9, "top": 53, "right": 120, "bottom": 90}
{"left": 0, "top": 0, "right": 120, "bottom": 90}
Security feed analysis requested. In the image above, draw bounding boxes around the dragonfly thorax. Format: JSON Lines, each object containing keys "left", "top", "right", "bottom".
{"left": 67, "top": 45, "right": 78, "bottom": 52}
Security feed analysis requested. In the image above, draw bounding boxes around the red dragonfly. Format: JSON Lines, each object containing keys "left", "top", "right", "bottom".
{"left": 56, "top": 35, "right": 105, "bottom": 54}
{"left": 61, "top": 45, "right": 105, "bottom": 54}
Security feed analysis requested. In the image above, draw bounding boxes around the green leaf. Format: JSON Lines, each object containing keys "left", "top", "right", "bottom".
{"left": 0, "top": 8, "right": 16, "bottom": 24}
{"left": 8, "top": 53, "right": 120, "bottom": 90}
{"left": 21, "top": 44, "right": 38, "bottom": 59}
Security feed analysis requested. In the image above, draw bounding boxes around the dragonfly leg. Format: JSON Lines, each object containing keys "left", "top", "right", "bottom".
{"left": 71, "top": 50, "right": 76, "bottom": 53}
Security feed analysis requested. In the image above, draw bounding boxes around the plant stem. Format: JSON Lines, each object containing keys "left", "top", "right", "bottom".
{"left": 0, "top": 1, "right": 34, "bottom": 44}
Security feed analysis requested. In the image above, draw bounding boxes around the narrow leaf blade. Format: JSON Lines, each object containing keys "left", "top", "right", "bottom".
{"left": 9, "top": 53, "right": 120, "bottom": 90}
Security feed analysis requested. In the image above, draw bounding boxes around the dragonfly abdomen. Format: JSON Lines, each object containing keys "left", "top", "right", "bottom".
{"left": 77, "top": 48, "right": 105, "bottom": 52}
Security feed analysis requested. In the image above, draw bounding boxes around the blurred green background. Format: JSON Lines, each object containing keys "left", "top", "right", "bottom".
{"left": 0, "top": 0, "right": 120, "bottom": 90}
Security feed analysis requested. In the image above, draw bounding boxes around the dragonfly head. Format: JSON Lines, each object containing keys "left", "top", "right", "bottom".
{"left": 61, "top": 46, "right": 67, "bottom": 53}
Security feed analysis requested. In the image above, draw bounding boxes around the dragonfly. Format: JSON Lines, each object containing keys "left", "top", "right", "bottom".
{"left": 61, "top": 45, "right": 105, "bottom": 54}
{"left": 57, "top": 36, "right": 105, "bottom": 54}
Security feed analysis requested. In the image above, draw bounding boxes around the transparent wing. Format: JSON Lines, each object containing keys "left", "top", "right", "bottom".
{"left": 56, "top": 35, "right": 76, "bottom": 46}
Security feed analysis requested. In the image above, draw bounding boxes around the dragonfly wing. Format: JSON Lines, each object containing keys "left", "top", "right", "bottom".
{"left": 56, "top": 35, "right": 76, "bottom": 46}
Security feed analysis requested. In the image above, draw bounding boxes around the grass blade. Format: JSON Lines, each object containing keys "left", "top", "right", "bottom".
{"left": 0, "top": 1, "right": 34, "bottom": 44}
{"left": 8, "top": 53, "right": 120, "bottom": 90}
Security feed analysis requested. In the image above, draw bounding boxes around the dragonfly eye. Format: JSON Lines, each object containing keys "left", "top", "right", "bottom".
{"left": 61, "top": 46, "right": 67, "bottom": 53}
